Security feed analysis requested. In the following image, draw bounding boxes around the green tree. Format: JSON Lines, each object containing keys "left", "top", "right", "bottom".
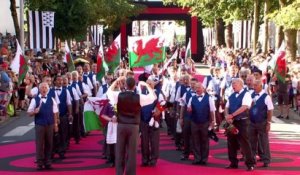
{"left": 163, "top": 0, "right": 253, "bottom": 48}
{"left": 26, "top": 0, "right": 144, "bottom": 41}
{"left": 270, "top": 0, "right": 299, "bottom": 61}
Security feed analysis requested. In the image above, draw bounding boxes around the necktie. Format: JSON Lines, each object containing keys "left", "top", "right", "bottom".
{"left": 55, "top": 88, "right": 61, "bottom": 91}
{"left": 255, "top": 93, "right": 259, "bottom": 96}
{"left": 41, "top": 96, "right": 47, "bottom": 99}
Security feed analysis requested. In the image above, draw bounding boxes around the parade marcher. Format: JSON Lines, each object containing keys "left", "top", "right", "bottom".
{"left": 179, "top": 77, "right": 197, "bottom": 161}
{"left": 27, "top": 82, "right": 59, "bottom": 170}
{"left": 140, "top": 79, "right": 165, "bottom": 167}
{"left": 62, "top": 75, "right": 80, "bottom": 145}
{"left": 53, "top": 75, "right": 72, "bottom": 159}
{"left": 70, "top": 71, "right": 85, "bottom": 143}
{"left": 206, "top": 67, "right": 223, "bottom": 131}
{"left": 249, "top": 79, "right": 273, "bottom": 167}
{"left": 245, "top": 75, "right": 255, "bottom": 94}
{"left": 225, "top": 78, "right": 255, "bottom": 171}
{"left": 107, "top": 76, "right": 156, "bottom": 175}
{"left": 253, "top": 68, "right": 270, "bottom": 94}
{"left": 96, "top": 73, "right": 113, "bottom": 98}
{"left": 187, "top": 82, "right": 216, "bottom": 165}
{"left": 82, "top": 63, "right": 95, "bottom": 96}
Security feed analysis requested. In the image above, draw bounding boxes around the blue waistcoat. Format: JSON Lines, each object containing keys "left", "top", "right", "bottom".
{"left": 180, "top": 85, "right": 190, "bottom": 98}
{"left": 190, "top": 93, "right": 210, "bottom": 123}
{"left": 34, "top": 96, "right": 54, "bottom": 125}
{"left": 102, "top": 84, "right": 109, "bottom": 94}
{"left": 183, "top": 89, "right": 196, "bottom": 120}
{"left": 141, "top": 89, "right": 158, "bottom": 123}
{"left": 77, "top": 81, "right": 84, "bottom": 94}
{"left": 58, "top": 88, "right": 68, "bottom": 117}
{"left": 228, "top": 89, "right": 248, "bottom": 120}
{"left": 250, "top": 93, "right": 268, "bottom": 123}
{"left": 66, "top": 86, "right": 74, "bottom": 102}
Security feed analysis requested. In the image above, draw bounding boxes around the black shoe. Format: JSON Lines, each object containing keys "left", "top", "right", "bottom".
{"left": 101, "top": 155, "right": 107, "bottom": 159}
{"left": 180, "top": 156, "right": 188, "bottom": 161}
{"left": 176, "top": 147, "right": 182, "bottom": 151}
{"left": 277, "top": 115, "right": 283, "bottom": 119}
{"left": 110, "top": 163, "right": 115, "bottom": 167}
{"left": 149, "top": 161, "right": 157, "bottom": 167}
{"left": 247, "top": 166, "right": 254, "bottom": 171}
{"left": 263, "top": 163, "right": 269, "bottom": 167}
{"left": 44, "top": 164, "right": 53, "bottom": 170}
{"left": 286, "top": 116, "right": 289, "bottom": 120}
{"left": 225, "top": 164, "right": 238, "bottom": 169}
{"left": 200, "top": 161, "right": 207, "bottom": 166}
{"left": 141, "top": 162, "right": 148, "bottom": 167}
{"left": 59, "top": 154, "right": 66, "bottom": 159}
{"left": 192, "top": 161, "right": 201, "bottom": 165}
{"left": 36, "top": 165, "right": 43, "bottom": 170}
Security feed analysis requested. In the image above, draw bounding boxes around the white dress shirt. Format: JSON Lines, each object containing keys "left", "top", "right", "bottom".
{"left": 27, "top": 93, "right": 59, "bottom": 113}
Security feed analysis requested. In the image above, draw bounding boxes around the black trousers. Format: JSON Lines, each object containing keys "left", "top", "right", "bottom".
{"left": 35, "top": 124, "right": 54, "bottom": 166}
{"left": 191, "top": 121, "right": 209, "bottom": 163}
{"left": 227, "top": 119, "right": 255, "bottom": 167}
{"left": 182, "top": 118, "right": 193, "bottom": 157}
{"left": 140, "top": 121, "right": 160, "bottom": 164}
{"left": 116, "top": 123, "right": 139, "bottom": 175}
{"left": 58, "top": 117, "right": 69, "bottom": 154}
{"left": 249, "top": 121, "right": 271, "bottom": 164}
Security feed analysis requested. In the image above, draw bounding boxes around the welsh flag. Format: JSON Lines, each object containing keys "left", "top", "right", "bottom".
{"left": 83, "top": 97, "right": 110, "bottom": 132}
{"left": 96, "top": 44, "right": 106, "bottom": 82}
{"left": 268, "top": 41, "right": 286, "bottom": 83}
{"left": 10, "top": 40, "right": 28, "bottom": 85}
{"left": 275, "top": 51, "right": 287, "bottom": 83}
{"left": 128, "top": 35, "right": 166, "bottom": 68}
{"left": 105, "top": 34, "right": 121, "bottom": 73}
{"left": 185, "top": 38, "right": 191, "bottom": 63}
{"left": 64, "top": 41, "right": 75, "bottom": 72}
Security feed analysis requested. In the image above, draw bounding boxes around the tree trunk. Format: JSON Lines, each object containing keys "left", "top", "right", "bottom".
{"left": 252, "top": 0, "right": 260, "bottom": 55}
{"left": 263, "top": 0, "right": 270, "bottom": 54}
{"left": 275, "top": 26, "right": 284, "bottom": 49}
{"left": 10, "top": 0, "right": 20, "bottom": 41}
{"left": 225, "top": 23, "right": 233, "bottom": 48}
{"left": 214, "top": 18, "right": 226, "bottom": 47}
{"left": 284, "top": 29, "right": 297, "bottom": 62}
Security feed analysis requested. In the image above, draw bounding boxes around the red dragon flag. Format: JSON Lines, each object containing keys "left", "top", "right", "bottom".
{"left": 10, "top": 40, "right": 28, "bottom": 85}
{"left": 105, "top": 34, "right": 121, "bottom": 73}
{"left": 97, "top": 44, "right": 106, "bottom": 82}
{"left": 64, "top": 41, "right": 75, "bottom": 72}
{"left": 275, "top": 51, "right": 287, "bottom": 83}
{"left": 128, "top": 35, "right": 166, "bottom": 68}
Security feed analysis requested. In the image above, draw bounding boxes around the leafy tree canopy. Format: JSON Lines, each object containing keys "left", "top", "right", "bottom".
{"left": 163, "top": 0, "right": 253, "bottom": 27}
{"left": 26, "top": 0, "right": 144, "bottom": 40}
{"left": 269, "top": 0, "right": 300, "bottom": 29}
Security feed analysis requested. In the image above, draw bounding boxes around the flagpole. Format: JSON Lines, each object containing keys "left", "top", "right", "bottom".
{"left": 20, "top": 0, "right": 24, "bottom": 50}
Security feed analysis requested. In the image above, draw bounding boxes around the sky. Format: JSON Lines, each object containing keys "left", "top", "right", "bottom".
{"left": 0, "top": 0, "right": 20, "bottom": 35}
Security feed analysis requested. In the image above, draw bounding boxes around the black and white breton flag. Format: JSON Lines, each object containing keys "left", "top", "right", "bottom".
{"left": 27, "top": 11, "right": 55, "bottom": 49}
{"left": 90, "top": 25, "right": 103, "bottom": 46}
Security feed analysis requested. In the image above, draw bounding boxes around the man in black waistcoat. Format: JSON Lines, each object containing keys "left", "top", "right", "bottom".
{"left": 107, "top": 76, "right": 156, "bottom": 175}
